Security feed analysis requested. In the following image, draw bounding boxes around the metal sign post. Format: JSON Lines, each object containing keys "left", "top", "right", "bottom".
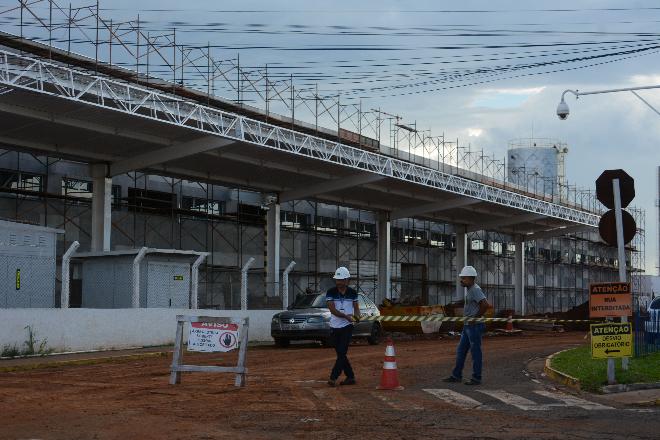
{"left": 612, "top": 179, "right": 629, "bottom": 372}
{"left": 594, "top": 170, "right": 636, "bottom": 385}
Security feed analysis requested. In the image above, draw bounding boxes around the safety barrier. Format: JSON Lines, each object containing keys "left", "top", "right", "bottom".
{"left": 360, "top": 315, "right": 594, "bottom": 324}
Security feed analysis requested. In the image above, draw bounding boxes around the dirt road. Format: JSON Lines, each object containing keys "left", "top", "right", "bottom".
{"left": 0, "top": 332, "right": 657, "bottom": 439}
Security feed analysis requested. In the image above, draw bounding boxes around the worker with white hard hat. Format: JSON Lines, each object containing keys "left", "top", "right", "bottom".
{"left": 325, "top": 266, "right": 360, "bottom": 386}
{"left": 443, "top": 265, "right": 490, "bottom": 385}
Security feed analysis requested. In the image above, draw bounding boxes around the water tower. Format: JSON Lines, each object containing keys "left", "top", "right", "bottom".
{"left": 507, "top": 138, "right": 568, "bottom": 197}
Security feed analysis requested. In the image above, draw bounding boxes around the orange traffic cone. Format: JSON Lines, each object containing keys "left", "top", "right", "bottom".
{"left": 377, "top": 337, "right": 404, "bottom": 390}
{"left": 505, "top": 314, "right": 514, "bottom": 331}
{"left": 496, "top": 314, "right": 522, "bottom": 334}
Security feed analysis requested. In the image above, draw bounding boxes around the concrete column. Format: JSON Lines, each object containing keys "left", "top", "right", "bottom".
{"left": 91, "top": 164, "right": 112, "bottom": 252}
{"left": 514, "top": 235, "right": 525, "bottom": 315}
{"left": 455, "top": 226, "right": 467, "bottom": 301}
{"left": 377, "top": 214, "right": 391, "bottom": 303}
{"left": 265, "top": 203, "right": 281, "bottom": 297}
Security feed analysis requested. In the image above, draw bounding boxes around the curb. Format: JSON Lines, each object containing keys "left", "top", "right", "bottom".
{"left": 601, "top": 382, "right": 660, "bottom": 394}
{"left": 544, "top": 350, "right": 660, "bottom": 399}
{"left": 0, "top": 351, "right": 169, "bottom": 373}
{"left": 544, "top": 349, "right": 581, "bottom": 391}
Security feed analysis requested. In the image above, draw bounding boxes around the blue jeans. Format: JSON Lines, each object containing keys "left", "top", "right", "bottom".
{"left": 451, "top": 323, "right": 485, "bottom": 382}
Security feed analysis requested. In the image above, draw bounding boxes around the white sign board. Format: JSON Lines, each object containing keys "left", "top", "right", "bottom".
{"left": 187, "top": 322, "right": 239, "bottom": 352}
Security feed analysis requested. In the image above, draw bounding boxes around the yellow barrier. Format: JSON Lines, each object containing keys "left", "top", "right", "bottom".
{"left": 362, "top": 315, "right": 594, "bottom": 324}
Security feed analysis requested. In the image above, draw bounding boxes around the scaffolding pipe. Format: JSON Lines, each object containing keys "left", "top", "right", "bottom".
{"left": 60, "top": 240, "right": 80, "bottom": 308}
{"left": 132, "top": 247, "right": 149, "bottom": 308}
{"left": 282, "top": 261, "right": 296, "bottom": 310}
{"left": 241, "top": 257, "right": 255, "bottom": 311}
{"left": 190, "top": 252, "right": 209, "bottom": 309}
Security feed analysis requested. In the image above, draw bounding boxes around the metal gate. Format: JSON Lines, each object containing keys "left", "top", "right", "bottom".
{"left": 633, "top": 308, "right": 660, "bottom": 357}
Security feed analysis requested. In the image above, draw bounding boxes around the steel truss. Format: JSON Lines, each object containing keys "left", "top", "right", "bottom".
{"left": 0, "top": 49, "right": 599, "bottom": 227}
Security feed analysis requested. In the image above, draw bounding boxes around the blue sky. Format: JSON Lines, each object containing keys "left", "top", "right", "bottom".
{"left": 4, "top": 0, "right": 659, "bottom": 273}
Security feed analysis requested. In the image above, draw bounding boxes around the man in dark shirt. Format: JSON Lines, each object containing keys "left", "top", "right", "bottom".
{"left": 326, "top": 266, "right": 360, "bottom": 387}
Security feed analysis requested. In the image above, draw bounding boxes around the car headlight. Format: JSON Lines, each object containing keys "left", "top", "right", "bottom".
{"left": 272, "top": 316, "right": 279, "bottom": 324}
{"left": 307, "top": 316, "right": 324, "bottom": 324}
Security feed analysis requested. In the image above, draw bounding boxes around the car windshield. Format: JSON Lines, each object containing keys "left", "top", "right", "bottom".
{"left": 293, "top": 293, "right": 327, "bottom": 309}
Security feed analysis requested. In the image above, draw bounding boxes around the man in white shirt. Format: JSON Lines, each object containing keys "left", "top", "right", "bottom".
{"left": 326, "top": 266, "right": 360, "bottom": 387}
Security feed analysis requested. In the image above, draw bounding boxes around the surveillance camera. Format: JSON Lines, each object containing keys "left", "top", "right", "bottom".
{"left": 556, "top": 100, "right": 569, "bottom": 120}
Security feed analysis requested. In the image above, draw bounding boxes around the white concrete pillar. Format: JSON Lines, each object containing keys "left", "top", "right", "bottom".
{"left": 377, "top": 215, "right": 391, "bottom": 303}
{"left": 455, "top": 226, "right": 467, "bottom": 301}
{"left": 265, "top": 203, "right": 281, "bottom": 297}
{"left": 514, "top": 235, "right": 525, "bottom": 315}
{"left": 91, "top": 164, "right": 112, "bottom": 252}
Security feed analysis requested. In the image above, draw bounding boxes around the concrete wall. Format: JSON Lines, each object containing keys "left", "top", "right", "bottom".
{"left": 0, "top": 308, "right": 280, "bottom": 353}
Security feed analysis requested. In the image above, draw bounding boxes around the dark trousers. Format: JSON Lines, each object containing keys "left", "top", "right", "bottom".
{"left": 330, "top": 325, "right": 355, "bottom": 380}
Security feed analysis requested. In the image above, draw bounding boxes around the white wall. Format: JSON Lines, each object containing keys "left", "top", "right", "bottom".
{"left": 0, "top": 308, "right": 280, "bottom": 353}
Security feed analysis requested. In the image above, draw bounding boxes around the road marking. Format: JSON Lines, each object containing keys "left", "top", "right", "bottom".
{"left": 477, "top": 389, "right": 554, "bottom": 411}
{"left": 311, "top": 388, "right": 358, "bottom": 410}
{"left": 423, "top": 389, "right": 492, "bottom": 410}
{"left": 371, "top": 392, "right": 424, "bottom": 411}
{"left": 534, "top": 390, "right": 614, "bottom": 410}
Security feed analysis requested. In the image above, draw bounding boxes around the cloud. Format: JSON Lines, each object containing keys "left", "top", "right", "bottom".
{"left": 470, "top": 86, "right": 546, "bottom": 109}
{"left": 629, "top": 74, "right": 660, "bottom": 86}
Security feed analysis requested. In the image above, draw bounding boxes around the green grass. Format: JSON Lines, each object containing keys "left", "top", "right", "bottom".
{"left": 551, "top": 345, "right": 660, "bottom": 392}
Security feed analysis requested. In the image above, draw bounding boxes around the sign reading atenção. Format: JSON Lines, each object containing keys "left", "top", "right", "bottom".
{"left": 590, "top": 322, "right": 633, "bottom": 359}
{"left": 589, "top": 282, "right": 632, "bottom": 318}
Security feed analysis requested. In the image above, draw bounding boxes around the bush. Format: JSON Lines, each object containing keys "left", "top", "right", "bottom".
{"left": 1, "top": 344, "right": 21, "bottom": 358}
{"left": 1, "top": 326, "right": 54, "bottom": 358}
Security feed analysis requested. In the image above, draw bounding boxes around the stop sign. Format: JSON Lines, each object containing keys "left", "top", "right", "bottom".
{"left": 598, "top": 209, "right": 637, "bottom": 247}
{"left": 595, "top": 169, "right": 635, "bottom": 209}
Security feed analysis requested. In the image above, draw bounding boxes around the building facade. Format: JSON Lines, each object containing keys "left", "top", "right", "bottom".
{"left": 0, "top": 148, "right": 645, "bottom": 314}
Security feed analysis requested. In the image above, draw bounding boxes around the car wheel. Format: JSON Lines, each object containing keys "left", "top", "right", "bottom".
{"left": 367, "top": 323, "right": 382, "bottom": 345}
{"left": 274, "top": 337, "right": 290, "bottom": 348}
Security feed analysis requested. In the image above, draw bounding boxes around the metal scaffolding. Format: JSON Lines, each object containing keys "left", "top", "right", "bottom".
{"left": 0, "top": 148, "right": 646, "bottom": 311}
{"left": 0, "top": 1, "right": 648, "bottom": 313}
{"left": 0, "top": 0, "right": 614, "bottom": 209}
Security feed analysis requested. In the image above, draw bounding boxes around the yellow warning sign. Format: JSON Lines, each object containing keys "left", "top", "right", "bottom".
{"left": 590, "top": 323, "right": 632, "bottom": 359}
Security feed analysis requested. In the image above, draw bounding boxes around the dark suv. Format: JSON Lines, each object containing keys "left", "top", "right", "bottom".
{"left": 271, "top": 293, "right": 382, "bottom": 347}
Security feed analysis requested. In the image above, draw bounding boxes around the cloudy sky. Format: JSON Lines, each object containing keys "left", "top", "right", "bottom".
{"left": 4, "top": 0, "right": 659, "bottom": 273}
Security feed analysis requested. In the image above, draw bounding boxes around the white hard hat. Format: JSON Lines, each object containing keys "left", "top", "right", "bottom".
{"left": 459, "top": 265, "right": 477, "bottom": 277}
{"left": 333, "top": 266, "right": 351, "bottom": 280}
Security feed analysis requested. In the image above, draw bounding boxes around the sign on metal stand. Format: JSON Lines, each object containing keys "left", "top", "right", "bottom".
{"left": 594, "top": 170, "right": 637, "bottom": 383}
{"left": 170, "top": 315, "right": 249, "bottom": 387}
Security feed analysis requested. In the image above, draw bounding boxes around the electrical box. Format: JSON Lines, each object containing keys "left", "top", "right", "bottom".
{"left": 78, "top": 249, "right": 204, "bottom": 308}
{"left": 0, "top": 220, "right": 63, "bottom": 308}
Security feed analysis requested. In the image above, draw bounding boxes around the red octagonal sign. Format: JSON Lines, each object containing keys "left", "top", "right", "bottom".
{"left": 595, "top": 169, "right": 635, "bottom": 209}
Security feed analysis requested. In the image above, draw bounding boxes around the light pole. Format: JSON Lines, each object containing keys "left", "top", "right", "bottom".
{"left": 556, "top": 84, "right": 660, "bottom": 120}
